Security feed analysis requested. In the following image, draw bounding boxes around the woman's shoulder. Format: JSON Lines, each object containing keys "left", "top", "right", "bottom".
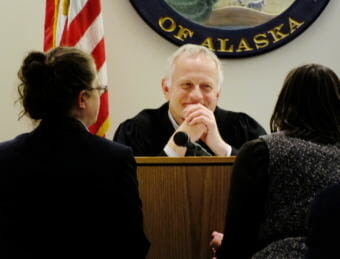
{"left": 0, "top": 133, "right": 32, "bottom": 161}
{"left": 90, "top": 133, "right": 132, "bottom": 155}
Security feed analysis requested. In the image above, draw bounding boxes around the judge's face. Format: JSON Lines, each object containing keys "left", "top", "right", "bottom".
{"left": 162, "top": 54, "right": 220, "bottom": 124}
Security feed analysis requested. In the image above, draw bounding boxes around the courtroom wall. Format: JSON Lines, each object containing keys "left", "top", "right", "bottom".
{"left": 0, "top": 0, "right": 338, "bottom": 141}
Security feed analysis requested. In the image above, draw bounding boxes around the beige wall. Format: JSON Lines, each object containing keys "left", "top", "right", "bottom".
{"left": 0, "top": 0, "right": 338, "bottom": 142}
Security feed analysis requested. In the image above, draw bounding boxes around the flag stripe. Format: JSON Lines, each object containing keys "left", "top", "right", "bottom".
{"left": 89, "top": 92, "right": 109, "bottom": 133}
{"left": 97, "top": 63, "right": 108, "bottom": 85}
{"left": 62, "top": 0, "right": 101, "bottom": 46}
{"left": 67, "top": 0, "right": 88, "bottom": 23}
{"left": 95, "top": 117, "right": 110, "bottom": 137}
{"left": 44, "top": 0, "right": 58, "bottom": 51}
{"left": 91, "top": 39, "right": 105, "bottom": 71}
{"left": 75, "top": 15, "right": 104, "bottom": 53}
{"left": 55, "top": 1, "right": 69, "bottom": 47}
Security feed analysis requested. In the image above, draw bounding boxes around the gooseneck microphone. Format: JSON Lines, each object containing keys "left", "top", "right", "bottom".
{"left": 173, "top": 131, "right": 212, "bottom": 156}
{"left": 173, "top": 131, "right": 193, "bottom": 148}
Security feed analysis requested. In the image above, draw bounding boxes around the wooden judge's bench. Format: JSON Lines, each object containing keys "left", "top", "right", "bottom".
{"left": 136, "top": 156, "right": 235, "bottom": 259}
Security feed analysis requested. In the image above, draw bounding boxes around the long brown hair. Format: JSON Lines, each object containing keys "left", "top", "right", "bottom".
{"left": 270, "top": 64, "right": 340, "bottom": 144}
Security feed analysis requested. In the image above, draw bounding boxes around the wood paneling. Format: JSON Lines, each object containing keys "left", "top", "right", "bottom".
{"left": 136, "top": 157, "right": 235, "bottom": 259}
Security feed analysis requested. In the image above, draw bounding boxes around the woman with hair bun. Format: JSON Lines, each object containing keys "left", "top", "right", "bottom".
{"left": 0, "top": 47, "right": 149, "bottom": 258}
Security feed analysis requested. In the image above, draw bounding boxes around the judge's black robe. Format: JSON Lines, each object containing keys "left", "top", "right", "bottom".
{"left": 114, "top": 103, "right": 266, "bottom": 156}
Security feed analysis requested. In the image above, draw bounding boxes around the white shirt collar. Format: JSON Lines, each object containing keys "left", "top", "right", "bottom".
{"left": 168, "top": 110, "right": 179, "bottom": 130}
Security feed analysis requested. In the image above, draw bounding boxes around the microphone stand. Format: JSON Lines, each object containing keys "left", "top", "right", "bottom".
{"left": 173, "top": 131, "right": 212, "bottom": 156}
{"left": 189, "top": 142, "right": 212, "bottom": 156}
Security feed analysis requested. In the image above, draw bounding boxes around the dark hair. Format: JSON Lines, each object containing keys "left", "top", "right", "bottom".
{"left": 270, "top": 64, "right": 340, "bottom": 144}
{"left": 17, "top": 47, "right": 95, "bottom": 120}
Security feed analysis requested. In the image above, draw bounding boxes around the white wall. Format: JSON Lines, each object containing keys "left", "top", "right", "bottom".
{"left": 0, "top": 0, "right": 338, "bottom": 142}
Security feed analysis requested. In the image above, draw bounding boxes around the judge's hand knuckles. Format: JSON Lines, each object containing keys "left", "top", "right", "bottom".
{"left": 184, "top": 108, "right": 204, "bottom": 120}
{"left": 189, "top": 115, "right": 209, "bottom": 126}
{"left": 186, "top": 123, "right": 206, "bottom": 142}
{"left": 184, "top": 103, "right": 209, "bottom": 117}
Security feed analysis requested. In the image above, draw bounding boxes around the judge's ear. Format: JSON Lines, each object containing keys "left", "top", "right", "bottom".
{"left": 161, "top": 78, "right": 171, "bottom": 100}
{"left": 76, "top": 90, "right": 89, "bottom": 110}
{"left": 216, "top": 89, "right": 221, "bottom": 99}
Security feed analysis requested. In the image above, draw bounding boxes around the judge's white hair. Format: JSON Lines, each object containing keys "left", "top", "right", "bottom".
{"left": 164, "top": 44, "right": 224, "bottom": 90}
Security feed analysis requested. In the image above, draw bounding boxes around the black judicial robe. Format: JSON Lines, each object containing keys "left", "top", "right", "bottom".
{"left": 0, "top": 117, "right": 149, "bottom": 258}
{"left": 114, "top": 102, "right": 266, "bottom": 156}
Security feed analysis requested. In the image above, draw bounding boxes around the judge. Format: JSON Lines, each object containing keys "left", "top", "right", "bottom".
{"left": 114, "top": 44, "right": 266, "bottom": 156}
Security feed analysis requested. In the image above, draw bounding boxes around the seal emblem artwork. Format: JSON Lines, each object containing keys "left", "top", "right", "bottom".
{"left": 130, "top": 0, "right": 329, "bottom": 58}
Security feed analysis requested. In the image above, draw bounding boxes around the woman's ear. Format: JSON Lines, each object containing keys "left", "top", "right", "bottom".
{"left": 76, "top": 90, "right": 88, "bottom": 110}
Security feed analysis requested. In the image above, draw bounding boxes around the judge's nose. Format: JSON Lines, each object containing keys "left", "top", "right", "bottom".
{"left": 189, "top": 85, "right": 204, "bottom": 102}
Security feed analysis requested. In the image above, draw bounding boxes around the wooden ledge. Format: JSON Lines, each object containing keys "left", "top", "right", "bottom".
{"left": 135, "top": 156, "right": 236, "bottom": 165}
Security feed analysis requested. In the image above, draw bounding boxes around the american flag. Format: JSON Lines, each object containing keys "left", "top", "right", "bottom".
{"left": 44, "top": 0, "right": 109, "bottom": 136}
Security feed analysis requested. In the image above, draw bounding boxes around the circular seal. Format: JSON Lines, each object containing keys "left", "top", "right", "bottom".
{"left": 130, "top": 0, "right": 329, "bottom": 58}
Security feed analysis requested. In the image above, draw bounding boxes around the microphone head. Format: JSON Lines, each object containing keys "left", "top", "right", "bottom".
{"left": 173, "top": 131, "right": 189, "bottom": 147}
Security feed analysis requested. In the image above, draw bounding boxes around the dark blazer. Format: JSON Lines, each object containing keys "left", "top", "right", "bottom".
{"left": 306, "top": 183, "right": 340, "bottom": 259}
{"left": 114, "top": 102, "right": 266, "bottom": 156}
{"left": 216, "top": 135, "right": 340, "bottom": 259}
{"left": 0, "top": 117, "right": 149, "bottom": 258}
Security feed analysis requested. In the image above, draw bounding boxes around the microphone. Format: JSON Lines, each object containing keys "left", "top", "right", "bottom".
{"left": 173, "top": 131, "right": 212, "bottom": 156}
